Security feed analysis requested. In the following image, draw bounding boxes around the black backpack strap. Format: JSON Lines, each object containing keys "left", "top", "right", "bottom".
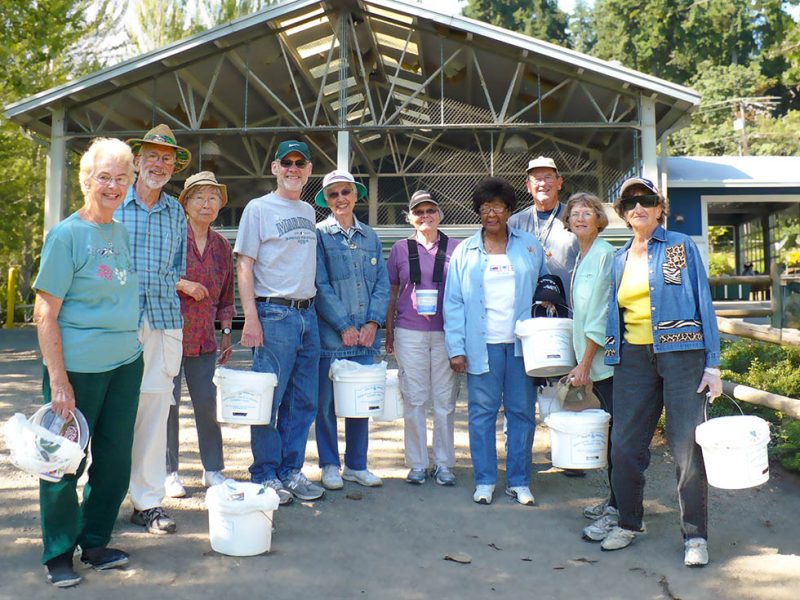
{"left": 432, "top": 231, "right": 449, "bottom": 283}
{"left": 407, "top": 238, "right": 421, "bottom": 284}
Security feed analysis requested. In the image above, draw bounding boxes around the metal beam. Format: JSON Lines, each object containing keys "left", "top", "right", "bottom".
{"left": 640, "top": 95, "right": 658, "bottom": 184}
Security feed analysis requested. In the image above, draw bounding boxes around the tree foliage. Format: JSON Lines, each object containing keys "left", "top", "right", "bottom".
{"left": 464, "top": 0, "right": 569, "bottom": 46}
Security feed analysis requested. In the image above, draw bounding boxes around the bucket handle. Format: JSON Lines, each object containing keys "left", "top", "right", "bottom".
{"left": 531, "top": 301, "right": 573, "bottom": 318}
{"left": 703, "top": 392, "right": 743, "bottom": 422}
{"left": 223, "top": 342, "right": 282, "bottom": 382}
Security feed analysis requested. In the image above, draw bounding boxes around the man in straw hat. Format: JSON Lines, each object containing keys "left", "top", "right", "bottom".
{"left": 115, "top": 124, "right": 192, "bottom": 534}
{"left": 234, "top": 140, "right": 324, "bottom": 505}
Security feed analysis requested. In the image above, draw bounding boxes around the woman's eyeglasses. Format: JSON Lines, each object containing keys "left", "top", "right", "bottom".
{"left": 479, "top": 205, "right": 508, "bottom": 216}
{"left": 620, "top": 194, "right": 660, "bottom": 212}
{"left": 325, "top": 188, "right": 353, "bottom": 200}
{"left": 412, "top": 208, "right": 438, "bottom": 217}
{"left": 279, "top": 158, "right": 308, "bottom": 168}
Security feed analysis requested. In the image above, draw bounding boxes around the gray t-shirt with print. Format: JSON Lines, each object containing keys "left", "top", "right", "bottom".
{"left": 234, "top": 191, "right": 317, "bottom": 299}
{"left": 508, "top": 203, "right": 579, "bottom": 304}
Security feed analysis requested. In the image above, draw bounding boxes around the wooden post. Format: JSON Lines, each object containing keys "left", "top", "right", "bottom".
{"left": 770, "top": 259, "right": 783, "bottom": 328}
{"left": 4, "top": 267, "right": 18, "bottom": 329}
{"left": 722, "top": 380, "right": 800, "bottom": 419}
{"left": 716, "top": 316, "right": 800, "bottom": 346}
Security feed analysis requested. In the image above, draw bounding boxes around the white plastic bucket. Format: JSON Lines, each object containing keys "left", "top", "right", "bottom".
{"left": 536, "top": 384, "right": 563, "bottom": 421}
{"left": 415, "top": 289, "right": 438, "bottom": 316}
{"left": 214, "top": 368, "right": 277, "bottom": 425}
{"left": 206, "top": 481, "right": 279, "bottom": 556}
{"left": 373, "top": 369, "right": 403, "bottom": 422}
{"left": 695, "top": 415, "right": 770, "bottom": 489}
{"left": 331, "top": 360, "right": 386, "bottom": 418}
{"left": 514, "top": 318, "right": 576, "bottom": 377}
{"left": 545, "top": 409, "right": 610, "bottom": 469}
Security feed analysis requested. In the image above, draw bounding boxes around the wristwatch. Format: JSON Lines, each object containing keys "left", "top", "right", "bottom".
{"left": 221, "top": 327, "right": 232, "bottom": 335}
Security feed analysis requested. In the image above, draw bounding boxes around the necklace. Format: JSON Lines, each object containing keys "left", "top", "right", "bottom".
{"left": 482, "top": 231, "right": 507, "bottom": 254}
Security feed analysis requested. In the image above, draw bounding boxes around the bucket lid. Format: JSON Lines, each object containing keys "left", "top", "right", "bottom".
{"left": 545, "top": 409, "right": 610, "bottom": 430}
{"left": 206, "top": 480, "right": 280, "bottom": 514}
{"left": 515, "top": 317, "right": 573, "bottom": 337}
{"left": 695, "top": 415, "right": 770, "bottom": 449}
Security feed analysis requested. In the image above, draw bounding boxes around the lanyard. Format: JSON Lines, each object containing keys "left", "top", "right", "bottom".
{"left": 532, "top": 204, "right": 561, "bottom": 255}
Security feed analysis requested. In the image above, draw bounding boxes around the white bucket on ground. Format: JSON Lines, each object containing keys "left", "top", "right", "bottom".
{"left": 536, "top": 384, "right": 563, "bottom": 421}
{"left": 214, "top": 368, "right": 277, "bottom": 425}
{"left": 415, "top": 289, "right": 438, "bottom": 316}
{"left": 373, "top": 369, "right": 403, "bottom": 421}
{"left": 206, "top": 481, "right": 279, "bottom": 556}
{"left": 545, "top": 409, "right": 610, "bottom": 469}
{"left": 331, "top": 360, "right": 387, "bottom": 418}
{"left": 514, "top": 318, "right": 576, "bottom": 377}
{"left": 695, "top": 415, "right": 770, "bottom": 489}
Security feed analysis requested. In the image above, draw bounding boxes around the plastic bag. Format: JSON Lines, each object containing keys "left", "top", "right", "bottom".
{"left": 3, "top": 413, "right": 85, "bottom": 480}
{"left": 206, "top": 480, "right": 280, "bottom": 515}
{"left": 556, "top": 376, "right": 601, "bottom": 412}
{"left": 328, "top": 359, "right": 387, "bottom": 380}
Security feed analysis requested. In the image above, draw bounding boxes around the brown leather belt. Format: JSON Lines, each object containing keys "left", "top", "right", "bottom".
{"left": 255, "top": 296, "right": 315, "bottom": 310}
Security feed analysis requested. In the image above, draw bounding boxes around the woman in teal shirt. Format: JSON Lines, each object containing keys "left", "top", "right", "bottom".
{"left": 33, "top": 138, "right": 143, "bottom": 587}
{"left": 559, "top": 192, "right": 617, "bottom": 540}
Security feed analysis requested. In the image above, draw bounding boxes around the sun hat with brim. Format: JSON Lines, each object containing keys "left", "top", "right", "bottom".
{"left": 408, "top": 190, "right": 439, "bottom": 210}
{"left": 526, "top": 156, "right": 559, "bottom": 174}
{"left": 619, "top": 176, "right": 660, "bottom": 197}
{"left": 178, "top": 171, "right": 228, "bottom": 207}
{"left": 127, "top": 124, "right": 192, "bottom": 173}
{"left": 314, "top": 170, "right": 368, "bottom": 207}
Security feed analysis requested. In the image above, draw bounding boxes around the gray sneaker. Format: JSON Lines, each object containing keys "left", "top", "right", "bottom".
{"left": 283, "top": 471, "right": 325, "bottom": 501}
{"left": 582, "top": 507, "right": 619, "bottom": 541}
{"left": 262, "top": 478, "right": 293, "bottom": 505}
{"left": 431, "top": 465, "right": 456, "bottom": 486}
{"left": 600, "top": 525, "right": 645, "bottom": 551}
{"left": 405, "top": 468, "right": 427, "bottom": 484}
{"left": 583, "top": 498, "right": 609, "bottom": 519}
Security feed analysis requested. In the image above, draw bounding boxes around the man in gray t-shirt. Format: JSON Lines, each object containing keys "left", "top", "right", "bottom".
{"left": 234, "top": 140, "right": 324, "bottom": 505}
{"left": 508, "top": 156, "right": 579, "bottom": 304}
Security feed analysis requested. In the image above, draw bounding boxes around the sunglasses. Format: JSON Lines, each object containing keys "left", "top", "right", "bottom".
{"left": 279, "top": 158, "right": 308, "bottom": 168}
{"left": 620, "top": 194, "right": 660, "bottom": 212}
{"left": 412, "top": 207, "right": 438, "bottom": 217}
{"left": 325, "top": 188, "right": 353, "bottom": 200}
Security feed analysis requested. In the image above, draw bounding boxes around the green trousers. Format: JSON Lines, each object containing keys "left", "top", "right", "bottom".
{"left": 39, "top": 354, "right": 143, "bottom": 564}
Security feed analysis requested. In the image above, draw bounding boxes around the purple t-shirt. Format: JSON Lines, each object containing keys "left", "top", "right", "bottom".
{"left": 387, "top": 234, "right": 460, "bottom": 332}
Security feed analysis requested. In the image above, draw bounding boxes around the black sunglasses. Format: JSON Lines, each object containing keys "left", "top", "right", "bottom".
{"left": 620, "top": 194, "right": 660, "bottom": 212}
{"left": 279, "top": 158, "right": 308, "bottom": 168}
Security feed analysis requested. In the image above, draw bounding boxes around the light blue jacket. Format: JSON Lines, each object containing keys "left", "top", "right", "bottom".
{"left": 604, "top": 226, "right": 720, "bottom": 368}
{"left": 315, "top": 215, "right": 390, "bottom": 358}
{"left": 571, "top": 238, "right": 615, "bottom": 382}
{"left": 443, "top": 227, "right": 548, "bottom": 375}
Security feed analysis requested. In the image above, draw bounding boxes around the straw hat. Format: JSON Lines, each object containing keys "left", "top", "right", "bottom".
{"left": 178, "top": 171, "right": 228, "bottom": 207}
{"left": 127, "top": 124, "right": 192, "bottom": 173}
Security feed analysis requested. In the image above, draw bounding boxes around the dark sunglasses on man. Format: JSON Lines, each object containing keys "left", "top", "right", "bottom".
{"left": 620, "top": 194, "right": 660, "bottom": 212}
{"left": 280, "top": 158, "right": 308, "bottom": 168}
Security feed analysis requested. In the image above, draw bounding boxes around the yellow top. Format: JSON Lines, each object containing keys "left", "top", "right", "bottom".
{"left": 617, "top": 255, "right": 654, "bottom": 344}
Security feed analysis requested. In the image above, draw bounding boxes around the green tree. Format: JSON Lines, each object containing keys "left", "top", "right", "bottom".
{"left": 0, "top": 0, "right": 121, "bottom": 316}
{"left": 464, "top": 0, "right": 569, "bottom": 46}
{"left": 568, "top": 0, "right": 596, "bottom": 54}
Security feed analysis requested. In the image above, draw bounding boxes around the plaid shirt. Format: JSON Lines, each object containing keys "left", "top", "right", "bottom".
{"left": 180, "top": 225, "right": 235, "bottom": 356}
{"left": 115, "top": 184, "right": 186, "bottom": 330}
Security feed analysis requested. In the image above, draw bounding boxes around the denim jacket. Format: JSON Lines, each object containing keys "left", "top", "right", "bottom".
{"left": 315, "top": 215, "right": 390, "bottom": 358}
{"left": 443, "top": 227, "right": 548, "bottom": 375}
{"left": 604, "top": 226, "right": 720, "bottom": 368}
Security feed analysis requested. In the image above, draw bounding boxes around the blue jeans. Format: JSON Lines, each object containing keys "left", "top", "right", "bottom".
{"left": 611, "top": 343, "right": 708, "bottom": 539}
{"left": 466, "top": 343, "right": 536, "bottom": 487}
{"left": 249, "top": 302, "right": 320, "bottom": 483}
{"left": 316, "top": 355, "right": 372, "bottom": 471}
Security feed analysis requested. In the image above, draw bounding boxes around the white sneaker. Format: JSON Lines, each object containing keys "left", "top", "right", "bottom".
{"left": 321, "top": 465, "right": 344, "bottom": 490}
{"left": 473, "top": 484, "right": 495, "bottom": 505}
{"left": 684, "top": 538, "right": 709, "bottom": 567}
{"left": 601, "top": 525, "right": 644, "bottom": 551}
{"left": 505, "top": 486, "right": 535, "bottom": 506}
{"left": 202, "top": 470, "right": 225, "bottom": 487}
{"left": 342, "top": 467, "right": 382, "bottom": 487}
{"left": 164, "top": 472, "right": 186, "bottom": 498}
{"left": 582, "top": 507, "right": 619, "bottom": 541}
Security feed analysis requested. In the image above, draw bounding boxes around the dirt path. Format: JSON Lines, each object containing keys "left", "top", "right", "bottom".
{"left": 1, "top": 326, "right": 799, "bottom": 599}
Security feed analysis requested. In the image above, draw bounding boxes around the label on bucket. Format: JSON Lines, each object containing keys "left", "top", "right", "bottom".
{"left": 356, "top": 384, "right": 385, "bottom": 414}
{"left": 569, "top": 431, "right": 607, "bottom": 466}
{"left": 415, "top": 289, "right": 438, "bottom": 316}
{"left": 221, "top": 392, "right": 260, "bottom": 417}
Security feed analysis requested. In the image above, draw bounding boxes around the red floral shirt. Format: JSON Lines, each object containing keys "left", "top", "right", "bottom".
{"left": 179, "top": 225, "right": 235, "bottom": 356}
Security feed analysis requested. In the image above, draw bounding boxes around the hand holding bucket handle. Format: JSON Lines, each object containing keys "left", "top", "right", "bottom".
{"left": 49, "top": 380, "right": 76, "bottom": 420}
{"left": 697, "top": 369, "right": 722, "bottom": 403}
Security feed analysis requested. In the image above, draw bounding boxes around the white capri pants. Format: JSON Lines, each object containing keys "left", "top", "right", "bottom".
{"left": 393, "top": 327, "right": 459, "bottom": 470}
{"left": 129, "top": 317, "right": 183, "bottom": 511}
